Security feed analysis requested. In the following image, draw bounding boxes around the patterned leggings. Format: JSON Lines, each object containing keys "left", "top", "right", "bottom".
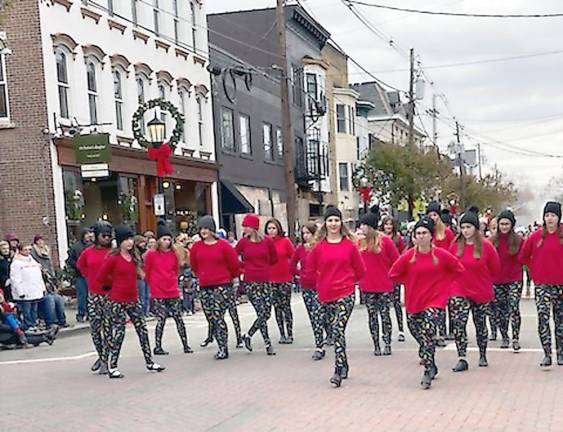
{"left": 199, "top": 285, "right": 230, "bottom": 353}
{"left": 271, "top": 282, "right": 293, "bottom": 339}
{"left": 203, "top": 285, "right": 242, "bottom": 343}
{"left": 152, "top": 297, "right": 189, "bottom": 350}
{"left": 246, "top": 282, "right": 273, "bottom": 347}
{"left": 449, "top": 296, "right": 488, "bottom": 357}
{"left": 325, "top": 293, "right": 355, "bottom": 371}
{"left": 535, "top": 284, "right": 563, "bottom": 356}
{"left": 493, "top": 282, "right": 523, "bottom": 340}
{"left": 302, "top": 288, "right": 327, "bottom": 349}
{"left": 391, "top": 284, "right": 404, "bottom": 332}
{"left": 108, "top": 300, "right": 153, "bottom": 369}
{"left": 364, "top": 291, "right": 392, "bottom": 347}
{"left": 407, "top": 308, "right": 440, "bottom": 370}
{"left": 87, "top": 293, "right": 111, "bottom": 364}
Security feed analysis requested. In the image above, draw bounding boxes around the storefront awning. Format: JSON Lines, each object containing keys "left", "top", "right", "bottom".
{"left": 221, "top": 179, "right": 254, "bottom": 214}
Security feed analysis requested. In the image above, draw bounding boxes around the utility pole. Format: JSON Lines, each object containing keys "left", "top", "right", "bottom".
{"left": 455, "top": 121, "right": 466, "bottom": 210}
{"left": 431, "top": 93, "right": 438, "bottom": 147}
{"left": 407, "top": 48, "right": 415, "bottom": 147}
{"left": 476, "top": 142, "right": 483, "bottom": 180}
{"left": 277, "top": 0, "right": 297, "bottom": 240}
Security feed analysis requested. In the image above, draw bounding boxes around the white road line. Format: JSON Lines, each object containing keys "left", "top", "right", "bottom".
{"left": 0, "top": 351, "right": 97, "bottom": 366}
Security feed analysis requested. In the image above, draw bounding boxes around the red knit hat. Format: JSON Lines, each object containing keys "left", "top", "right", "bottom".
{"left": 242, "top": 214, "right": 260, "bottom": 230}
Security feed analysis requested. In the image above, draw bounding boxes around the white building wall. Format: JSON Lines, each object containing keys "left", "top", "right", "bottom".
{"left": 38, "top": 0, "right": 214, "bottom": 260}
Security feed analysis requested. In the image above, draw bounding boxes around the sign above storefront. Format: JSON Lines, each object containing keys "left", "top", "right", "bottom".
{"left": 81, "top": 164, "right": 109, "bottom": 179}
{"left": 74, "top": 133, "right": 112, "bottom": 165}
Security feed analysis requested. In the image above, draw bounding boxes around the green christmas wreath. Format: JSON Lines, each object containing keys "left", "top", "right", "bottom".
{"left": 132, "top": 98, "right": 184, "bottom": 149}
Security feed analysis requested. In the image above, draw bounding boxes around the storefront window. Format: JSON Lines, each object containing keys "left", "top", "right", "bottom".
{"left": 62, "top": 169, "right": 139, "bottom": 244}
{"left": 173, "top": 180, "right": 209, "bottom": 236}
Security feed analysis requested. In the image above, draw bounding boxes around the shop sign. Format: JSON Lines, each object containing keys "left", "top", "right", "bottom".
{"left": 154, "top": 194, "right": 165, "bottom": 216}
{"left": 74, "top": 133, "right": 112, "bottom": 165}
{"left": 81, "top": 164, "right": 109, "bottom": 179}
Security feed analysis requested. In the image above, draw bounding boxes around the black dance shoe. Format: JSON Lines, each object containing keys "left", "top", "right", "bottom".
{"left": 479, "top": 355, "right": 488, "bottom": 367}
{"left": 540, "top": 355, "right": 552, "bottom": 368}
{"left": 452, "top": 358, "right": 469, "bottom": 372}
{"left": 383, "top": 345, "right": 392, "bottom": 356}
{"left": 153, "top": 347, "right": 169, "bottom": 356}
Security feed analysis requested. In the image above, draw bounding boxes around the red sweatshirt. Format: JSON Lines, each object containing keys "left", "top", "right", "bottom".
{"left": 433, "top": 227, "right": 455, "bottom": 251}
{"left": 359, "top": 235, "right": 400, "bottom": 293}
{"left": 76, "top": 245, "right": 111, "bottom": 295}
{"left": 268, "top": 236, "right": 295, "bottom": 283}
{"left": 389, "top": 247, "right": 464, "bottom": 313}
{"left": 144, "top": 249, "right": 180, "bottom": 299}
{"left": 448, "top": 240, "right": 501, "bottom": 303}
{"left": 235, "top": 236, "right": 277, "bottom": 283}
{"left": 519, "top": 228, "right": 563, "bottom": 284}
{"left": 387, "top": 234, "right": 407, "bottom": 254}
{"left": 98, "top": 254, "right": 138, "bottom": 303}
{"left": 493, "top": 234, "right": 523, "bottom": 284}
{"left": 308, "top": 238, "right": 366, "bottom": 303}
{"left": 290, "top": 244, "right": 316, "bottom": 289}
{"left": 190, "top": 239, "right": 240, "bottom": 287}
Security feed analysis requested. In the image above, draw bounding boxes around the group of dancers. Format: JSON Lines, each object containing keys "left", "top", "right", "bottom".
{"left": 79, "top": 199, "right": 562, "bottom": 389}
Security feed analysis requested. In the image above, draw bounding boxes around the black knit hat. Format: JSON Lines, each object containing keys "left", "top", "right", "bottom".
{"left": 197, "top": 215, "right": 216, "bottom": 232}
{"left": 543, "top": 201, "right": 561, "bottom": 221}
{"left": 460, "top": 211, "right": 480, "bottom": 230}
{"left": 114, "top": 225, "right": 134, "bottom": 245}
{"left": 93, "top": 221, "right": 113, "bottom": 239}
{"left": 468, "top": 205, "right": 480, "bottom": 215}
{"left": 440, "top": 208, "right": 452, "bottom": 225}
{"left": 323, "top": 205, "right": 342, "bottom": 221}
{"left": 360, "top": 211, "right": 379, "bottom": 229}
{"left": 426, "top": 201, "right": 441, "bottom": 215}
{"left": 156, "top": 221, "right": 173, "bottom": 239}
{"left": 497, "top": 209, "right": 516, "bottom": 228}
{"left": 414, "top": 217, "right": 435, "bottom": 237}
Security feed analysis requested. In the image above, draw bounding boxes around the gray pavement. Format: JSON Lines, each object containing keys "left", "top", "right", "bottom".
{"left": 1, "top": 296, "right": 561, "bottom": 432}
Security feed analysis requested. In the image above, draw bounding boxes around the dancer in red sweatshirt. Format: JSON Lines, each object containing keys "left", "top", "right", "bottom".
{"left": 266, "top": 218, "right": 295, "bottom": 344}
{"left": 76, "top": 221, "right": 113, "bottom": 375}
{"left": 519, "top": 201, "right": 563, "bottom": 367}
{"left": 290, "top": 221, "right": 328, "bottom": 360}
{"left": 489, "top": 209, "right": 524, "bottom": 352}
{"left": 236, "top": 214, "right": 278, "bottom": 356}
{"left": 190, "top": 216, "right": 241, "bottom": 360}
{"left": 359, "top": 211, "right": 399, "bottom": 356}
{"left": 98, "top": 226, "right": 165, "bottom": 379}
{"left": 144, "top": 223, "right": 193, "bottom": 356}
{"left": 308, "top": 206, "right": 366, "bottom": 388}
{"left": 381, "top": 215, "right": 407, "bottom": 342}
{"left": 448, "top": 211, "right": 500, "bottom": 372}
{"left": 390, "top": 217, "right": 464, "bottom": 389}
{"left": 426, "top": 201, "right": 456, "bottom": 346}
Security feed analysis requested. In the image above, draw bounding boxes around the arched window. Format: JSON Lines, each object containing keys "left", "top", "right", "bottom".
{"left": 113, "top": 69, "right": 124, "bottom": 131}
{"left": 158, "top": 83, "right": 167, "bottom": 136}
{"left": 56, "top": 50, "right": 70, "bottom": 119}
{"left": 178, "top": 90, "right": 187, "bottom": 142}
{"left": 86, "top": 61, "right": 98, "bottom": 124}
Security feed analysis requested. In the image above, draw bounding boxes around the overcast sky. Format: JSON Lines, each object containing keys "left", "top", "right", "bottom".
{"left": 209, "top": 0, "right": 563, "bottom": 211}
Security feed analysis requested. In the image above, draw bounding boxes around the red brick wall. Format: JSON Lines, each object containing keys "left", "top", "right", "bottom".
{"left": 0, "top": 0, "right": 59, "bottom": 264}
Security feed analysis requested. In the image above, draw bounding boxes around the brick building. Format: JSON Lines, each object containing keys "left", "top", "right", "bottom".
{"left": 0, "top": 0, "right": 217, "bottom": 263}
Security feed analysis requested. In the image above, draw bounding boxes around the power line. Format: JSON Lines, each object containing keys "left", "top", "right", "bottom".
{"left": 347, "top": 1, "right": 563, "bottom": 18}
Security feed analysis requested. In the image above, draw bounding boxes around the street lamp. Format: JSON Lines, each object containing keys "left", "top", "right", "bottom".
{"left": 147, "top": 114, "right": 166, "bottom": 147}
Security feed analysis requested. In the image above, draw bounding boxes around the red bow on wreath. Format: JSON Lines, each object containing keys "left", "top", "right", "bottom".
{"left": 147, "top": 143, "right": 174, "bottom": 177}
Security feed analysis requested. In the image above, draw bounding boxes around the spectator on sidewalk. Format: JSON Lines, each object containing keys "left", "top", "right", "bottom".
{"left": 10, "top": 243, "right": 46, "bottom": 330}
{"left": 66, "top": 228, "right": 93, "bottom": 322}
{"left": 0, "top": 241, "right": 13, "bottom": 301}
{"left": 31, "top": 235, "right": 68, "bottom": 329}
{"left": 4, "top": 233, "right": 20, "bottom": 257}
{"left": 134, "top": 235, "right": 151, "bottom": 317}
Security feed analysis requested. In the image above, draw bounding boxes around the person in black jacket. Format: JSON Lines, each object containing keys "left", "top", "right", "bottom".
{"left": 66, "top": 228, "right": 93, "bottom": 322}
{"left": 0, "top": 241, "right": 13, "bottom": 302}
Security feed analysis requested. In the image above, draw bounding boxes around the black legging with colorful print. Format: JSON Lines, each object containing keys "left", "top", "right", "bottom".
{"left": 271, "top": 282, "right": 293, "bottom": 341}
{"left": 153, "top": 297, "right": 189, "bottom": 351}
{"left": 449, "top": 296, "right": 488, "bottom": 358}
{"left": 302, "top": 288, "right": 328, "bottom": 349}
{"left": 246, "top": 282, "right": 273, "bottom": 348}
{"left": 492, "top": 282, "right": 523, "bottom": 341}
{"left": 535, "top": 284, "right": 563, "bottom": 357}
{"left": 199, "top": 284, "right": 232, "bottom": 355}
{"left": 202, "top": 285, "right": 242, "bottom": 345}
{"left": 407, "top": 307, "right": 440, "bottom": 372}
{"left": 87, "top": 293, "right": 111, "bottom": 366}
{"left": 108, "top": 300, "right": 154, "bottom": 370}
{"left": 391, "top": 284, "right": 404, "bottom": 333}
{"left": 325, "top": 293, "right": 355, "bottom": 373}
{"left": 364, "top": 291, "right": 392, "bottom": 349}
